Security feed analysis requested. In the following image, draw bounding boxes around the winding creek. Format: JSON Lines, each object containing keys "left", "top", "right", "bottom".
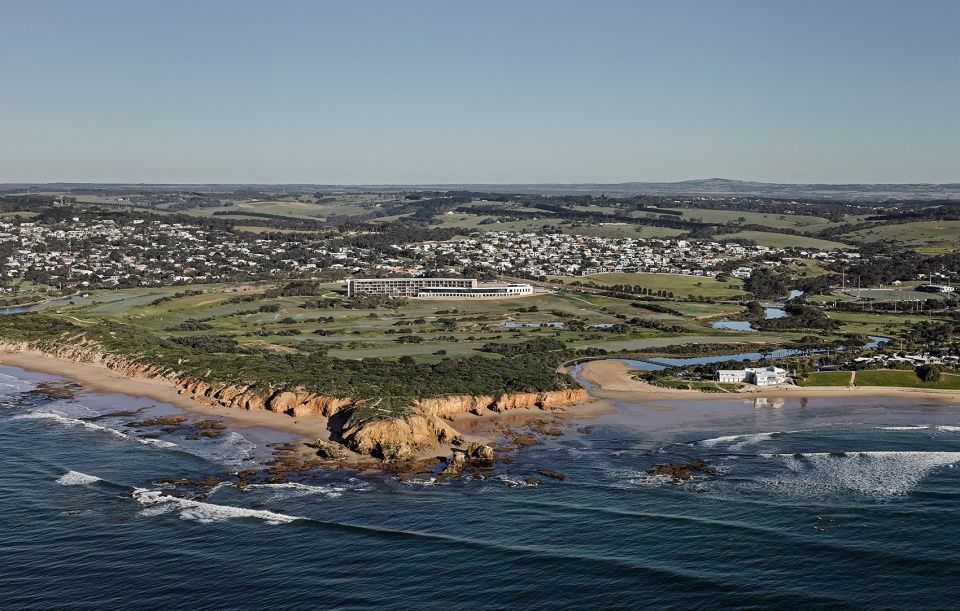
{"left": 570, "top": 335, "right": 891, "bottom": 378}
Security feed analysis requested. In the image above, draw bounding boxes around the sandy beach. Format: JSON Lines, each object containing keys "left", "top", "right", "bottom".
{"left": 0, "top": 350, "right": 334, "bottom": 452}
{"left": 577, "top": 359, "right": 960, "bottom": 404}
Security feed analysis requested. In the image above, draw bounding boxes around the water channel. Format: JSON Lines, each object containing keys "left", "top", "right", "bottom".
{"left": 709, "top": 289, "right": 804, "bottom": 331}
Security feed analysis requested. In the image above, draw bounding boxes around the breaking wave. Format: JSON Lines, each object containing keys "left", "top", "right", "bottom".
{"left": 234, "top": 480, "right": 369, "bottom": 500}
{"left": 698, "top": 431, "right": 800, "bottom": 450}
{"left": 132, "top": 489, "right": 302, "bottom": 524}
{"left": 56, "top": 471, "right": 102, "bottom": 486}
{"left": 878, "top": 425, "right": 960, "bottom": 433}
{"left": 757, "top": 451, "right": 960, "bottom": 497}
{"left": 12, "top": 411, "right": 179, "bottom": 448}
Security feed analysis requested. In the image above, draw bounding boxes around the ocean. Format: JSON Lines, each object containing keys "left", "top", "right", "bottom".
{"left": 3, "top": 363, "right": 960, "bottom": 609}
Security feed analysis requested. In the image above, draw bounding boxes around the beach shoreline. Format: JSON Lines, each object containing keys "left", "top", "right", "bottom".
{"left": 577, "top": 359, "right": 960, "bottom": 404}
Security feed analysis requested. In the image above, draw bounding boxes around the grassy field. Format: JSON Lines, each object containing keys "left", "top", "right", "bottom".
{"left": 842, "top": 220, "right": 960, "bottom": 251}
{"left": 656, "top": 208, "right": 836, "bottom": 232}
{"left": 39, "top": 281, "right": 812, "bottom": 364}
{"left": 717, "top": 231, "right": 851, "bottom": 250}
{"left": 797, "top": 371, "right": 852, "bottom": 386}
{"left": 855, "top": 370, "right": 960, "bottom": 389}
{"left": 553, "top": 272, "right": 747, "bottom": 299}
{"left": 824, "top": 311, "right": 930, "bottom": 335}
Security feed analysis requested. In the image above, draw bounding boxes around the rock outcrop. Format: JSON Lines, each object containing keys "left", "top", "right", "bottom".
{"left": 340, "top": 414, "right": 463, "bottom": 460}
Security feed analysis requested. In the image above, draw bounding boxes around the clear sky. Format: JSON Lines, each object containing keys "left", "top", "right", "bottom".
{"left": 2, "top": 0, "right": 957, "bottom": 185}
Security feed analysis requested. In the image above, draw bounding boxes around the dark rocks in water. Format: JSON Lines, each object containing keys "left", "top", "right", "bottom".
{"left": 194, "top": 419, "right": 227, "bottom": 430}
{"left": 647, "top": 459, "right": 716, "bottom": 484}
{"left": 235, "top": 470, "right": 257, "bottom": 488}
{"left": 537, "top": 469, "right": 567, "bottom": 481}
{"left": 509, "top": 432, "right": 537, "bottom": 448}
{"left": 88, "top": 407, "right": 148, "bottom": 420}
{"left": 194, "top": 419, "right": 227, "bottom": 438}
{"left": 439, "top": 453, "right": 466, "bottom": 478}
{"left": 158, "top": 489, "right": 189, "bottom": 498}
{"left": 395, "top": 457, "right": 443, "bottom": 480}
{"left": 577, "top": 427, "right": 594, "bottom": 434}
{"left": 157, "top": 476, "right": 222, "bottom": 488}
{"left": 260, "top": 450, "right": 320, "bottom": 484}
{"left": 529, "top": 421, "right": 563, "bottom": 436}
{"left": 125, "top": 415, "right": 187, "bottom": 428}
{"left": 161, "top": 426, "right": 178, "bottom": 433}
{"left": 503, "top": 477, "right": 541, "bottom": 488}
{"left": 26, "top": 381, "right": 81, "bottom": 401}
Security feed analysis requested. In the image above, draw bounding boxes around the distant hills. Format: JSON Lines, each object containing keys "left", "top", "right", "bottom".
{"left": 5, "top": 179, "right": 960, "bottom": 201}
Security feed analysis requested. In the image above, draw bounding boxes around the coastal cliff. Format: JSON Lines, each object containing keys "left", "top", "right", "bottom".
{"left": 0, "top": 339, "right": 586, "bottom": 460}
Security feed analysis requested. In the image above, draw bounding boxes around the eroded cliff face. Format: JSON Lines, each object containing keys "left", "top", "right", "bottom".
{"left": 340, "top": 414, "right": 463, "bottom": 459}
{"left": 0, "top": 340, "right": 587, "bottom": 459}
{"left": 412, "top": 390, "right": 587, "bottom": 417}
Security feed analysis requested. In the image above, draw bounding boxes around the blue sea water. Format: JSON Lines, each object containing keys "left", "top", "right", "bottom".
{"left": 3, "top": 363, "right": 960, "bottom": 609}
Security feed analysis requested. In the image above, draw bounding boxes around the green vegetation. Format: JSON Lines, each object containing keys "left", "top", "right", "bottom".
{"left": 796, "top": 371, "right": 852, "bottom": 386}
{"left": 554, "top": 272, "right": 745, "bottom": 299}
{"left": 843, "top": 220, "right": 960, "bottom": 251}
{"left": 854, "top": 370, "right": 960, "bottom": 389}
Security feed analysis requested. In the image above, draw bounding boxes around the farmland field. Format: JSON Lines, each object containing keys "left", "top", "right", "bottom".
{"left": 841, "top": 220, "right": 960, "bottom": 250}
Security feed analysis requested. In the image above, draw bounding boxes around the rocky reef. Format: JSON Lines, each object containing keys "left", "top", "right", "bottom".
{"left": 646, "top": 459, "right": 716, "bottom": 484}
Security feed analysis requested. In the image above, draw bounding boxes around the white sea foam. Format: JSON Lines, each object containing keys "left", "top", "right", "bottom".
{"left": 878, "top": 425, "right": 960, "bottom": 433}
{"left": 178, "top": 431, "right": 255, "bottom": 466}
{"left": 698, "top": 434, "right": 744, "bottom": 447}
{"left": 758, "top": 451, "right": 960, "bottom": 497}
{"left": 493, "top": 475, "right": 539, "bottom": 487}
{"left": 699, "top": 431, "right": 799, "bottom": 450}
{"left": 400, "top": 477, "right": 438, "bottom": 486}
{"left": 241, "top": 481, "right": 369, "bottom": 500}
{"left": 13, "top": 410, "right": 181, "bottom": 449}
{"left": 613, "top": 468, "right": 683, "bottom": 488}
{"left": 138, "top": 438, "right": 179, "bottom": 449}
{"left": 56, "top": 471, "right": 102, "bottom": 486}
{"left": 14, "top": 411, "right": 129, "bottom": 438}
{"left": 132, "top": 489, "right": 301, "bottom": 524}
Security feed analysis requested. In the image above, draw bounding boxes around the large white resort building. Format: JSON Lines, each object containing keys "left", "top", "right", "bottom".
{"left": 347, "top": 278, "right": 534, "bottom": 299}
{"left": 715, "top": 366, "right": 789, "bottom": 386}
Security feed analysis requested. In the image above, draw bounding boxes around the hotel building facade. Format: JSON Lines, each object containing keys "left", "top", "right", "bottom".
{"left": 347, "top": 278, "right": 533, "bottom": 299}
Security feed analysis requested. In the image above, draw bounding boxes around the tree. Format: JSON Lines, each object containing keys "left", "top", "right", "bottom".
{"left": 917, "top": 364, "right": 942, "bottom": 383}
{"left": 743, "top": 267, "right": 788, "bottom": 300}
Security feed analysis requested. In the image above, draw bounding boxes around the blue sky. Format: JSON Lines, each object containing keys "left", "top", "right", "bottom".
{"left": 2, "top": 0, "right": 957, "bottom": 184}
